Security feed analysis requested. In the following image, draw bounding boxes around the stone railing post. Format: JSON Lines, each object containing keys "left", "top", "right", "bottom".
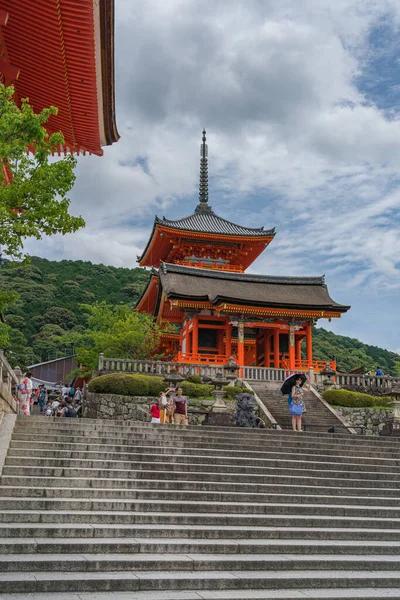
{"left": 98, "top": 352, "right": 104, "bottom": 371}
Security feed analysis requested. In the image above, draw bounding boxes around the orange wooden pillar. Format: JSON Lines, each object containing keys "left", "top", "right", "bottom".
{"left": 273, "top": 329, "right": 280, "bottom": 368}
{"left": 306, "top": 322, "right": 313, "bottom": 368}
{"left": 238, "top": 321, "right": 245, "bottom": 374}
{"left": 295, "top": 336, "right": 302, "bottom": 367}
{"left": 225, "top": 319, "right": 232, "bottom": 359}
{"left": 192, "top": 315, "right": 199, "bottom": 356}
{"left": 264, "top": 332, "right": 271, "bottom": 368}
{"left": 288, "top": 325, "right": 295, "bottom": 370}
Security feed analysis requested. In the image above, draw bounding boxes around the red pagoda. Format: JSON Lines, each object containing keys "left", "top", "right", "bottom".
{"left": 137, "top": 131, "right": 350, "bottom": 372}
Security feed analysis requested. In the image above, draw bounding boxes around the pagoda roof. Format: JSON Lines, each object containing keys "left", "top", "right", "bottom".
{"left": 158, "top": 263, "right": 350, "bottom": 313}
{"left": 155, "top": 204, "right": 275, "bottom": 238}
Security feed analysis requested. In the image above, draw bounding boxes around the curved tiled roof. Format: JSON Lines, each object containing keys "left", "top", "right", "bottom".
{"left": 159, "top": 263, "right": 350, "bottom": 312}
{"left": 161, "top": 263, "right": 325, "bottom": 285}
{"left": 155, "top": 204, "right": 275, "bottom": 237}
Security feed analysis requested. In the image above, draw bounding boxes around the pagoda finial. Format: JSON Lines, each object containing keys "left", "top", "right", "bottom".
{"left": 195, "top": 129, "right": 212, "bottom": 214}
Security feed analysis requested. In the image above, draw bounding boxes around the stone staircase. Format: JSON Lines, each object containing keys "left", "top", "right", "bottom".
{"left": 252, "top": 385, "right": 348, "bottom": 431}
{"left": 1, "top": 417, "right": 400, "bottom": 598}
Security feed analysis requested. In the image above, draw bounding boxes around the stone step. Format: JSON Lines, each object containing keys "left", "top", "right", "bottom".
{"left": 1, "top": 522, "right": 400, "bottom": 541}
{"left": 9, "top": 422, "right": 387, "bottom": 442}
{"left": 6, "top": 454, "right": 400, "bottom": 475}
{"left": 2, "top": 588, "right": 400, "bottom": 600}
{"left": 1, "top": 510, "right": 399, "bottom": 529}
{"left": 3, "top": 466, "right": 399, "bottom": 489}
{"left": 3, "top": 475, "right": 398, "bottom": 497}
{"left": 11, "top": 430, "right": 400, "bottom": 456}
{"left": 8, "top": 446, "right": 400, "bottom": 468}
{"left": 10, "top": 438, "right": 400, "bottom": 460}
{"left": 2, "top": 537, "right": 400, "bottom": 555}
{"left": 1, "top": 553, "right": 400, "bottom": 573}
{"left": 1, "top": 485, "right": 398, "bottom": 506}
{"left": 1, "top": 569, "right": 400, "bottom": 594}
{"left": 1, "top": 497, "right": 399, "bottom": 519}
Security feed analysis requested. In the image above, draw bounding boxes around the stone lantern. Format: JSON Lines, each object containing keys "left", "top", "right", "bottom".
{"left": 210, "top": 371, "right": 230, "bottom": 412}
{"left": 319, "top": 363, "right": 336, "bottom": 391}
{"left": 380, "top": 385, "right": 400, "bottom": 437}
{"left": 203, "top": 370, "right": 234, "bottom": 427}
{"left": 224, "top": 356, "right": 239, "bottom": 384}
{"left": 166, "top": 368, "right": 184, "bottom": 391}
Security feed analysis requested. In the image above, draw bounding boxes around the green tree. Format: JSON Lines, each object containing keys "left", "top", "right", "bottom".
{"left": 62, "top": 302, "right": 173, "bottom": 374}
{"left": 43, "top": 306, "right": 77, "bottom": 329}
{"left": 0, "top": 84, "right": 85, "bottom": 258}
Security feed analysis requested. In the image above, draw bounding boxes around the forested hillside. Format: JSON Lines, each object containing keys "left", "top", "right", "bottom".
{"left": 0, "top": 257, "right": 399, "bottom": 374}
{"left": 0, "top": 257, "right": 149, "bottom": 366}
{"left": 313, "top": 327, "right": 400, "bottom": 376}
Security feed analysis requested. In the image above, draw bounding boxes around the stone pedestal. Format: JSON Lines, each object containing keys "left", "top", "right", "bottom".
{"left": 202, "top": 411, "right": 235, "bottom": 427}
{"left": 379, "top": 399, "right": 400, "bottom": 437}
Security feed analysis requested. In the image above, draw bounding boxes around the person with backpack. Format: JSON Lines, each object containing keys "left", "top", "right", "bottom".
{"left": 61, "top": 398, "right": 78, "bottom": 418}
{"left": 68, "top": 385, "right": 75, "bottom": 399}
{"left": 17, "top": 372, "right": 33, "bottom": 416}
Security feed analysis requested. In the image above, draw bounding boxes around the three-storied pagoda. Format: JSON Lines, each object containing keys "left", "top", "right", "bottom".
{"left": 137, "top": 131, "right": 350, "bottom": 371}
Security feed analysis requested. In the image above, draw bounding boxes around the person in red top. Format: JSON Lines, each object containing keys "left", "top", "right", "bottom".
{"left": 149, "top": 400, "right": 161, "bottom": 424}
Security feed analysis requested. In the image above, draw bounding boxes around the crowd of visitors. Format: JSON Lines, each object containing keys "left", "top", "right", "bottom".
{"left": 149, "top": 387, "right": 189, "bottom": 425}
{"left": 17, "top": 374, "right": 82, "bottom": 418}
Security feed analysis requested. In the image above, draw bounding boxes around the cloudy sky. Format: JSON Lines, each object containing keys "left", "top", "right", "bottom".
{"left": 25, "top": 0, "right": 400, "bottom": 352}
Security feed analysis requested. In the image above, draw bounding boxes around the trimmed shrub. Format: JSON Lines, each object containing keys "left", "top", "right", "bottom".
{"left": 147, "top": 376, "right": 165, "bottom": 396}
{"left": 223, "top": 385, "right": 254, "bottom": 399}
{"left": 179, "top": 380, "right": 213, "bottom": 398}
{"left": 185, "top": 374, "right": 202, "bottom": 384}
{"left": 323, "top": 389, "right": 391, "bottom": 408}
{"left": 88, "top": 373, "right": 163, "bottom": 397}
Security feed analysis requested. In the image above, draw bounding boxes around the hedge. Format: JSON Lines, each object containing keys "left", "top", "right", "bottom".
{"left": 88, "top": 374, "right": 165, "bottom": 397}
{"left": 223, "top": 385, "right": 254, "bottom": 399}
{"left": 185, "top": 374, "right": 203, "bottom": 384}
{"left": 323, "top": 389, "right": 391, "bottom": 408}
{"left": 179, "top": 380, "right": 214, "bottom": 398}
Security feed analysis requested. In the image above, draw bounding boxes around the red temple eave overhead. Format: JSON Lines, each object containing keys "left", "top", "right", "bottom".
{"left": 0, "top": 0, "right": 119, "bottom": 156}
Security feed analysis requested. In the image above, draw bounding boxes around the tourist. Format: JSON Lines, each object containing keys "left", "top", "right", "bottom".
{"left": 51, "top": 397, "right": 60, "bottom": 415}
{"left": 38, "top": 385, "right": 47, "bottom": 413}
{"left": 44, "top": 400, "right": 53, "bottom": 416}
{"left": 375, "top": 367, "right": 383, "bottom": 377}
{"left": 61, "top": 383, "right": 69, "bottom": 397}
{"left": 68, "top": 384, "right": 75, "bottom": 399}
{"left": 158, "top": 390, "right": 170, "bottom": 424}
{"left": 74, "top": 387, "right": 82, "bottom": 403}
{"left": 149, "top": 399, "right": 161, "bottom": 424}
{"left": 289, "top": 376, "right": 305, "bottom": 432}
{"left": 18, "top": 372, "right": 33, "bottom": 416}
{"left": 62, "top": 398, "right": 78, "bottom": 418}
{"left": 173, "top": 387, "right": 188, "bottom": 425}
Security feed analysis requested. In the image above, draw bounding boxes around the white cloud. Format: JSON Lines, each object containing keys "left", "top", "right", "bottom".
{"left": 24, "top": 0, "right": 400, "bottom": 349}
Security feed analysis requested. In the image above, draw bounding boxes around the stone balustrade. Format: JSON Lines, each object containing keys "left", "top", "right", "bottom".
{"left": 0, "top": 351, "right": 19, "bottom": 414}
{"left": 335, "top": 373, "right": 400, "bottom": 390}
{"left": 98, "top": 354, "right": 226, "bottom": 379}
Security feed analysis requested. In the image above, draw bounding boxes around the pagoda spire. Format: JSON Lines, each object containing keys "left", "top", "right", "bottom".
{"left": 195, "top": 129, "right": 212, "bottom": 214}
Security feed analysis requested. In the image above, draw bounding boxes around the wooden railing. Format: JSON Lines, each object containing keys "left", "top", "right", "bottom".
{"left": 335, "top": 373, "right": 400, "bottom": 390}
{"left": 0, "top": 351, "right": 19, "bottom": 414}
{"left": 176, "top": 352, "right": 227, "bottom": 365}
{"left": 281, "top": 358, "right": 336, "bottom": 372}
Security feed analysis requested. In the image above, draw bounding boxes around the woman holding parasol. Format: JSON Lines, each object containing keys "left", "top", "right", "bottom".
{"left": 281, "top": 373, "right": 308, "bottom": 432}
